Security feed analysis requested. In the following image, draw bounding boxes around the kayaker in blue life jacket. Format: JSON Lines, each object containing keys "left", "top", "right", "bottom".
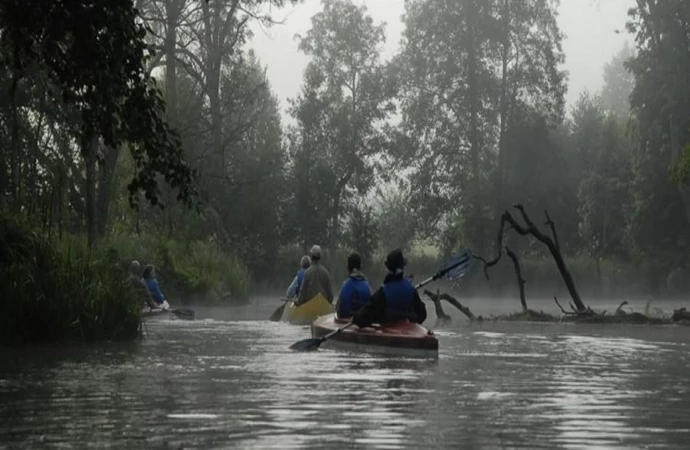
{"left": 286, "top": 255, "right": 311, "bottom": 298}
{"left": 352, "top": 249, "right": 427, "bottom": 328}
{"left": 142, "top": 264, "right": 170, "bottom": 310}
{"left": 336, "top": 252, "right": 372, "bottom": 319}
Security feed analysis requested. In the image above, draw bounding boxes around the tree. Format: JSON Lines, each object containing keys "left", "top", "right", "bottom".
{"left": 289, "top": 0, "right": 397, "bottom": 266}
{"left": 570, "top": 95, "right": 633, "bottom": 260}
{"left": 344, "top": 203, "right": 378, "bottom": 271}
{"left": 0, "top": 0, "right": 196, "bottom": 246}
{"left": 397, "top": 0, "right": 566, "bottom": 254}
{"left": 625, "top": 0, "right": 690, "bottom": 271}
{"left": 599, "top": 43, "right": 635, "bottom": 118}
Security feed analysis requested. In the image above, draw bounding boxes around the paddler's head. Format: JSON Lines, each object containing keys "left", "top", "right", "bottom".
{"left": 310, "top": 245, "right": 322, "bottom": 262}
{"left": 347, "top": 252, "right": 361, "bottom": 274}
{"left": 300, "top": 255, "right": 311, "bottom": 269}
{"left": 130, "top": 260, "right": 141, "bottom": 276}
{"left": 384, "top": 249, "right": 407, "bottom": 274}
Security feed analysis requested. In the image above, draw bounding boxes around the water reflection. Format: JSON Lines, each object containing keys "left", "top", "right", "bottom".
{"left": 0, "top": 317, "right": 690, "bottom": 448}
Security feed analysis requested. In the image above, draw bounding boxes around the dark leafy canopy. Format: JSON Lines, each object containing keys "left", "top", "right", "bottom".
{"left": 397, "top": 0, "right": 566, "bottom": 254}
{"left": 0, "top": 0, "right": 195, "bottom": 209}
{"left": 289, "top": 0, "right": 397, "bottom": 257}
{"left": 626, "top": 0, "right": 690, "bottom": 268}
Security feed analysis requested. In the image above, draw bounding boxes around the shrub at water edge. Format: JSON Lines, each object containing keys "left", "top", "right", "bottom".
{"left": 0, "top": 217, "right": 140, "bottom": 344}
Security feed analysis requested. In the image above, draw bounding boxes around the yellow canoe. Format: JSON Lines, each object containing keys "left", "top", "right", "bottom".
{"left": 283, "top": 293, "right": 334, "bottom": 325}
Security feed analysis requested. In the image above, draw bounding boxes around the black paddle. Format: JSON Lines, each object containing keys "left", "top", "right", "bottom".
{"left": 269, "top": 298, "right": 292, "bottom": 322}
{"left": 171, "top": 308, "right": 195, "bottom": 320}
{"left": 289, "top": 249, "right": 473, "bottom": 352}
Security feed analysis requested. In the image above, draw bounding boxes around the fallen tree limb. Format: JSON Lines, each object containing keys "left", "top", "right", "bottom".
{"left": 424, "top": 290, "right": 478, "bottom": 321}
{"left": 428, "top": 289, "right": 451, "bottom": 322}
{"left": 505, "top": 246, "right": 527, "bottom": 312}
{"left": 475, "top": 205, "right": 587, "bottom": 312}
{"left": 615, "top": 300, "right": 629, "bottom": 316}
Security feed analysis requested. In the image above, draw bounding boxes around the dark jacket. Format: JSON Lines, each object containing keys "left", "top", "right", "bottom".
{"left": 297, "top": 262, "right": 334, "bottom": 305}
{"left": 352, "top": 272, "right": 426, "bottom": 328}
{"left": 336, "top": 271, "right": 371, "bottom": 319}
{"left": 131, "top": 274, "right": 155, "bottom": 308}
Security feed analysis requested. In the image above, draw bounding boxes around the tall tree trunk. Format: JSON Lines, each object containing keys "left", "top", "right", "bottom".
{"left": 95, "top": 145, "right": 121, "bottom": 237}
{"left": 84, "top": 137, "right": 99, "bottom": 248}
{"left": 467, "top": 1, "right": 484, "bottom": 253}
{"left": 496, "top": 0, "right": 510, "bottom": 219}
{"left": 165, "top": 0, "right": 180, "bottom": 127}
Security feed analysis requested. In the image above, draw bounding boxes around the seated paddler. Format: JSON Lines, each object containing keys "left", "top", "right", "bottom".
{"left": 352, "top": 249, "right": 427, "bottom": 328}
{"left": 336, "top": 252, "right": 372, "bottom": 319}
{"left": 286, "top": 255, "right": 311, "bottom": 298}
{"left": 142, "top": 264, "right": 170, "bottom": 310}
{"left": 296, "top": 245, "right": 334, "bottom": 305}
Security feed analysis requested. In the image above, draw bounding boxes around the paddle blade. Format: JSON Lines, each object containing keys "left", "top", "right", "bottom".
{"left": 269, "top": 302, "right": 287, "bottom": 322}
{"left": 289, "top": 337, "right": 324, "bottom": 352}
{"left": 443, "top": 249, "right": 473, "bottom": 280}
{"left": 172, "top": 308, "right": 195, "bottom": 320}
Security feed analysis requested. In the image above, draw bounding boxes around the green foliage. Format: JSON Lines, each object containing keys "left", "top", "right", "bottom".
{"left": 104, "top": 233, "right": 249, "bottom": 303}
{"left": 570, "top": 94, "right": 633, "bottom": 259}
{"left": 599, "top": 43, "right": 635, "bottom": 118}
{"left": 0, "top": 0, "right": 196, "bottom": 211}
{"left": 376, "top": 189, "right": 418, "bottom": 255}
{"left": 288, "top": 0, "right": 397, "bottom": 254}
{"left": 343, "top": 203, "right": 379, "bottom": 270}
{"left": 0, "top": 216, "right": 140, "bottom": 343}
{"left": 397, "top": 0, "right": 566, "bottom": 254}
{"left": 625, "top": 0, "right": 690, "bottom": 269}
{"left": 671, "top": 143, "right": 690, "bottom": 185}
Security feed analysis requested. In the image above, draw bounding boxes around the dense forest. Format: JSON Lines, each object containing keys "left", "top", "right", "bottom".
{"left": 2, "top": 0, "right": 690, "bottom": 327}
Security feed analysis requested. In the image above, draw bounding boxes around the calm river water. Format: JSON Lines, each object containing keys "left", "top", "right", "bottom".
{"left": 1, "top": 298, "right": 690, "bottom": 449}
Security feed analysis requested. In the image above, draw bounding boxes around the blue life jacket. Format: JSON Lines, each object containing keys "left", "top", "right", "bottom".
{"left": 337, "top": 273, "right": 371, "bottom": 318}
{"left": 144, "top": 278, "right": 165, "bottom": 304}
{"left": 382, "top": 277, "right": 416, "bottom": 316}
{"left": 295, "top": 268, "right": 306, "bottom": 296}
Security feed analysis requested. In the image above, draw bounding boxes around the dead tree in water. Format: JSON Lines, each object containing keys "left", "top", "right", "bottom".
{"left": 425, "top": 290, "right": 479, "bottom": 321}
{"left": 475, "top": 204, "right": 587, "bottom": 312}
{"left": 505, "top": 246, "right": 526, "bottom": 312}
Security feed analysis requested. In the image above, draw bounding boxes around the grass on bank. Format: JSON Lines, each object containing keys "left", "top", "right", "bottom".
{"left": 104, "top": 233, "right": 249, "bottom": 303}
{"left": 0, "top": 216, "right": 140, "bottom": 344}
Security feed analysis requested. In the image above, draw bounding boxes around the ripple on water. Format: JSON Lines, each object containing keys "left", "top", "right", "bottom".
{"left": 1, "top": 318, "right": 690, "bottom": 448}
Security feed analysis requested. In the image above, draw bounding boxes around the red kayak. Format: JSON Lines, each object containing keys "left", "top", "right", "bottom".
{"left": 311, "top": 313, "right": 439, "bottom": 358}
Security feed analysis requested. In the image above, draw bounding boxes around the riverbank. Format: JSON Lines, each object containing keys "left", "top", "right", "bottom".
{"left": 0, "top": 216, "right": 140, "bottom": 344}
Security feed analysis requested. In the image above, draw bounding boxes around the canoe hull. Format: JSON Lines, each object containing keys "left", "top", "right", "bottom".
{"left": 140, "top": 307, "right": 169, "bottom": 319}
{"left": 283, "top": 293, "right": 334, "bottom": 325}
{"left": 311, "top": 313, "right": 439, "bottom": 358}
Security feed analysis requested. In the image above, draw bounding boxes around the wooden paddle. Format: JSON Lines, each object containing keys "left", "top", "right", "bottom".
{"left": 269, "top": 298, "right": 292, "bottom": 322}
{"left": 289, "top": 249, "right": 473, "bottom": 352}
{"left": 171, "top": 308, "right": 195, "bottom": 320}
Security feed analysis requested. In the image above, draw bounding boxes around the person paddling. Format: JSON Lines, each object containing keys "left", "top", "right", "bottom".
{"left": 352, "top": 249, "right": 427, "bottom": 328}
{"left": 142, "top": 264, "right": 170, "bottom": 310}
{"left": 286, "top": 255, "right": 311, "bottom": 299}
{"left": 129, "top": 260, "right": 156, "bottom": 309}
{"left": 296, "top": 245, "right": 334, "bottom": 306}
{"left": 336, "top": 252, "right": 372, "bottom": 319}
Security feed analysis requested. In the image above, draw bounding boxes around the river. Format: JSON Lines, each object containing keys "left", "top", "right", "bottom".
{"left": 1, "top": 297, "right": 690, "bottom": 449}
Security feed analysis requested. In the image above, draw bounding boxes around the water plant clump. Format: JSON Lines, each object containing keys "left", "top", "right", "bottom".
{"left": 0, "top": 216, "right": 141, "bottom": 344}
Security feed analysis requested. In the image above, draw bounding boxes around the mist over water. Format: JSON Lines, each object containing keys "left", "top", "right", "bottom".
{"left": 2, "top": 299, "right": 690, "bottom": 449}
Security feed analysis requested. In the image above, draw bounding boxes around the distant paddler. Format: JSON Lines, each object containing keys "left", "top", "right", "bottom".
{"left": 142, "top": 264, "right": 170, "bottom": 310}
{"left": 285, "top": 255, "right": 311, "bottom": 299}
{"left": 129, "top": 260, "right": 156, "bottom": 309}
{"left": 296, "top": 245, "right": 334, "bottom": 306}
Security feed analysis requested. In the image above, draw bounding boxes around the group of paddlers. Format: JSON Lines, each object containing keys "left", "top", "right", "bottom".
{"left": 129, "top": 260, "right": 170, "bottom": 310}
{"left": 287, "top": 245, "right": 427, "bottom": 328}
